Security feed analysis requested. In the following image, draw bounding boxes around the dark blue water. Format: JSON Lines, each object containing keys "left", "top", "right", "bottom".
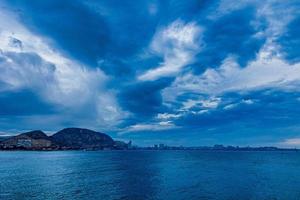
{"left": 1, "top": 151, "right": 300, "bottom": 200}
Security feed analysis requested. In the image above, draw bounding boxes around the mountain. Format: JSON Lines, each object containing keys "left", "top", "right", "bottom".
{"left": 51, "top": 128, "right": 115, "bottom": 150}
{"left": 19, "top": 130, "right": 49, "bottom": 140}
{"left": 0, "top": 128, "right": 122, "bottom": 150}
{"left": 0, "top": 130, "right": 54, "bottom": 150}
{"left": 0, "top": 136, "right": 11, "bottom": 142}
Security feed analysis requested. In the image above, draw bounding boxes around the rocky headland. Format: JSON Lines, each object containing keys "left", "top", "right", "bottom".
{"left": 0, "top": 128, "right": 130, "bottom": 150}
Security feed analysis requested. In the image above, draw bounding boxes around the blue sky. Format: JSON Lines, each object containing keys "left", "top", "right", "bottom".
{"left": 0, "top": 0, "right": 300, "bottom": 147}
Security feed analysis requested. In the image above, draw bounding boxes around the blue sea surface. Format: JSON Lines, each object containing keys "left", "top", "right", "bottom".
{"left": 1, "top": 151, "right": 300, "bottom": 200}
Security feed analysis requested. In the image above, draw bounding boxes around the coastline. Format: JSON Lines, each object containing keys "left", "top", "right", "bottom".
{"left": 0, "top": 147, "right": 298, "bottom": 152}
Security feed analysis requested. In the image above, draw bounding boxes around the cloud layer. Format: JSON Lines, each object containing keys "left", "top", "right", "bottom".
{"left": 1, "top": 0, "right": 300, "bottom": 146}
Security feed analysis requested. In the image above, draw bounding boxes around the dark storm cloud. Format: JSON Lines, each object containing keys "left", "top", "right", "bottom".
{"left": 278, "top": 16, "right": 300, "bottom": 64}
{"left": 193, "top": 7, "right": 266, "bottom": 73}
{"left": 6, "top": 0, "right": 110, "bottom": 65}
{"left": 118, "top": 78, "right": 173, "bottom": 120}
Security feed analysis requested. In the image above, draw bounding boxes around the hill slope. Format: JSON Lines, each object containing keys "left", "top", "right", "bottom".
{"left": 0, "top": 128, "right": 119, "bottom": 150}
{"left": 51, "top": 128, "right": 115, "bottom": 149}
{"left": 0, "top": 130, "right": 53, "bottom": 149}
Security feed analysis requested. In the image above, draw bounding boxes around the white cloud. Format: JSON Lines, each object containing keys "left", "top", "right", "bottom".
{"left": 0, "top": 131, "right": 14, "bottom": 137}
{"left": 163, "top": 43, "right": 300, "bottom": 104}
{"left": 155, "top": 97, "right": 220, "bottom": 123}
{"left": 223, "top": 99, "right": 255, "bottom": 110}
{"left": 0, "top": 51, "right": 55, "bottom": 91}
{"left": 280, "top": 137, "right": 300, "bottom": 147}
{"left": 139, "top": 20, "right": 201, "bottom": 81}
{"left": 120, "top": 121, "right": 179, "bottom": 134}
{"left": 0, "top": 8, "right": 124, "bottom": 126}
{"left": 157, "top": 113, "right": 182, "bottom": 120}
{"left": 161, "top": 1, "right": 300, "bottom": 112}
{"left": 182, "top": 97, "right": 221, "bottom": 110}
{"left": 242, "top": 99, "right": 255, "bottom": 105}
{"left": 223, "top": 104, "right": 237, "bottom": 110}
{"left": 0, "top": 10, "right": 103, "bottom": 104}
{"left": 211, "top": 0, "right": 297, "bottom": 30}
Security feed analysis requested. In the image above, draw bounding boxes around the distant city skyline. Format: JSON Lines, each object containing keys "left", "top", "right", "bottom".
{"left": 0, "top": 1, "right": 300, "bottom": 147}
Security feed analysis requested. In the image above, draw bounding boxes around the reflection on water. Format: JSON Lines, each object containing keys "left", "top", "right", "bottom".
{"left": 1, "top": 151, "right": 300, "bottom": 200}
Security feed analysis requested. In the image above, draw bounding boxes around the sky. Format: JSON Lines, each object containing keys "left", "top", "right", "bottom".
{"left": 0, "top": 0, "right": 300, "bottom": 147}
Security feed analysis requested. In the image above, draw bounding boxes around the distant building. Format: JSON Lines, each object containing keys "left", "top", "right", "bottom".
{"left": 17, "top": 139, "right": 32, "bottom": 148}
{"left": 1, "top": 135, "right": 52, "bottom": 149}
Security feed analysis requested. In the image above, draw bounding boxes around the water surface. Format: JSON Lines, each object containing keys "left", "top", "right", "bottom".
{"left": 1, "top": 151, "right": 300, "bottom": 200}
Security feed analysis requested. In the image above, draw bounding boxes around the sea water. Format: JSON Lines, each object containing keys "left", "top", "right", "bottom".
{"left": 1, "top": 151, "right": 300, "bottom": 200}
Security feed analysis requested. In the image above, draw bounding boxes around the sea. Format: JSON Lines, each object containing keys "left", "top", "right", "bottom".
{"left": 1, "top": 150, "right": 300, "bottom": 200}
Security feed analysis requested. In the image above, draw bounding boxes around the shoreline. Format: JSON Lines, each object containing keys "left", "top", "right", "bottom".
{"left": 0, "top": 148, "right": 298, "bottom": 152}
